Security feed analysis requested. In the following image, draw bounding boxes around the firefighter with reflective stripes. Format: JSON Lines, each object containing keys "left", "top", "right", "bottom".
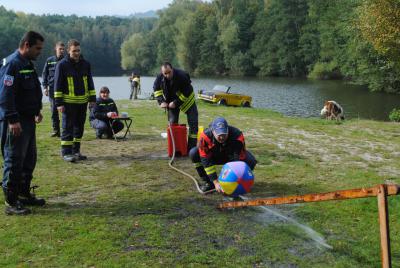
{"left": 153, "top": 62, "right": 198, "bottom": 151}
{"left": 189, "top": 117, "right": 257, "bottom": 192}
{"left": 54, "top": 39, "right": 96, "bottom": 162}
{"left": 89, "top": 86, "right": 124, "bottom": 139}
{"left": 0, "top": 31, "right": 46, "bottom": 215}
{"left": 128, "top": 72, "right": 140, "bottom": 100}
{"left": 42, "top": 41, "right": 65, "bottom": 137}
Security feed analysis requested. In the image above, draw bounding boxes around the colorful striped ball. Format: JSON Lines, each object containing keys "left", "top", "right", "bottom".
{"left": 218, "top": 161, "right": 254, "bottom": 196}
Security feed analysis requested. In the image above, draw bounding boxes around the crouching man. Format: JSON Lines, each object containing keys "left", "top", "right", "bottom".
{"left": 189, "top": 117, "right": 257, "bottom": 193}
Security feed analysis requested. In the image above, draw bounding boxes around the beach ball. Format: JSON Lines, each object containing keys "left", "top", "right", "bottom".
{"left": 218, "top": 161, "right": 254, "bottom": 196}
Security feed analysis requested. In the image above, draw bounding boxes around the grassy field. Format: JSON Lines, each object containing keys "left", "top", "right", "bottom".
{"left": 0, "top": 100, "right": 399, "bottom": 267}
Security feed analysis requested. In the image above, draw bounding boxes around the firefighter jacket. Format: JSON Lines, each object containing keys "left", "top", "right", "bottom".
{"left": 42, "top": 54, "right": 64, "bottom": 97}
{"left": 89, "top": 97, "right": 119, "bottom": 122}
{"left": 153, "top": 68, "right": 195, "bottom": 113}
{"left": 53, "top": 55, "right": 96, "bottom": 107}
{"left": 0, "top": 50, "right": 42, "bottom": 123}
{"left": 198, "top": 126, "right": 246, "bottom": 181}
{"left": 130, "top": 76, "right": 141, "bottom": 88}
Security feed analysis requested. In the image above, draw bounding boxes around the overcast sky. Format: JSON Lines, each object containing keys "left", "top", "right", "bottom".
{"left": 0, "top": 0, "right": 177, "bottom": 16}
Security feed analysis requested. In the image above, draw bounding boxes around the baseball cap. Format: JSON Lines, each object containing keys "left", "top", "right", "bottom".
{"left": 211, "top": 117, "right": 228, "bottom": 135}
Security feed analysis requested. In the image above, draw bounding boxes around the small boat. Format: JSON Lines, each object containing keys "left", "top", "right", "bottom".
{"left": 197, "top": 85, "right": 252, "bottom": 107}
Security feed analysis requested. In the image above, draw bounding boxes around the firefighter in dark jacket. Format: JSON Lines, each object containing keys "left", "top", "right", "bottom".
{"left": 54, "top": 39, "right": 96, "bottom": 162}
{"left": 189, "top": 117, "right": 257, "bottom": 192}
{"left": 42, "top": 41, "right": 65, "bottom": 137}
{"left": 0, "top": 31, "right": 46, "bottom": 215}
{"left": 153, "top": 62, "right": 198, "bottom": 151}
{"left": 89, "top": 86, "right": 124, "bottom": 139}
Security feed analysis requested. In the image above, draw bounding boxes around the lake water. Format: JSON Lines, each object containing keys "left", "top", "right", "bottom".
{"left": 47, "top": 76, "right": 400, "bottom": 121}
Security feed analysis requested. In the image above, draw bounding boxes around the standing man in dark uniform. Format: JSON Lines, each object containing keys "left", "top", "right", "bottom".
{"left": 153, "top": 62, "right": 198, "bottom": 151}
{"left": 54, "top": 39, "right": 96, "bottom": 162}
{"left": 42, "top": 41, "right": 65, "bottom": 137}
{"left": 0, "top": 31, "right": 46, "bottom": 215}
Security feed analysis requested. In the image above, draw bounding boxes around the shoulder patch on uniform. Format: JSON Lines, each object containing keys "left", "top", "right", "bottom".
{"left": 3, "top": 75, "right": 14, "bottom": 87}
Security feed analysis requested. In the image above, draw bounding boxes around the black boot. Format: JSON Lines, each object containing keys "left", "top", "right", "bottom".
{"left": 18, "top": 185, "right": 46, "bottom": 206}
{"left": 200, "top": 177, "right": 215, "bottom": 192}
{"left": 3, "top": 188, "right": 31, "bottom": 215}
{"left": 74, "top": 152, "right": 87, "bottom": 160}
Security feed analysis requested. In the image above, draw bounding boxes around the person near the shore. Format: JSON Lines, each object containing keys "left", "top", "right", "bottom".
{"left": 153, "top": 62, "right": 198, "bottom": 151}
{"left": 42, "top": 41, "right": 65, "bottom": 137}
{"left": 189, "top": 117, "right": 257, "bottom": 192}
{"left": 54, "top": 39, "right": 96, "bottom": 162}
{"left": 89, "top": 86, "right": 124, "bottom": 139}
{"left": 0, "top": 31, "right": 46, "bottom": 215}
{"left": 128, "top": 72, "right": 141, "bottom": 100}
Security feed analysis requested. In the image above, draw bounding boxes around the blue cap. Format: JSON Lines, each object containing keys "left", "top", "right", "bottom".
{"left": 211, "top": 117, "right": 228, "bottom": 135}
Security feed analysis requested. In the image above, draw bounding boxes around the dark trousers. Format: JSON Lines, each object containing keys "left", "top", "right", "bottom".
{"left": 130, "top": 83, "right": 139, "bottom": 100}
{"left": 61, "top": 103, "right": 87, "bottom": 156}
{"left": 90, "top": 119, "right": 124, "bottom": 137}
{"left": 189, "top": 146, "right": 257, "bottom": 180}
{"left": 168, "top": 104, "right": 198, "bottom": 150}
{"left": 49, "top": 96, "right": 60, "bottom": 132}
{"left": 1, "top": 117, "right": 37, "bottom": 193}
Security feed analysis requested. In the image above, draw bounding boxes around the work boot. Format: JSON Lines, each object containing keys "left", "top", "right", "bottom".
{"left": 50, "top": 130, "right": 60, "bottom": 137}
{"left": 5, "top": 200, "right": 31, "bottom": 215}
{"left": 18, "top": 186, "right": 45, "bottom": 206}
{"left": 74, "top": 153, "right": 87, "bottom": 161}
{"left": 3, "top": 188, "right": 31, "bottom": 215}
{"left": 200, "top": 181, "right": 215, "bottom": 192}
{"left": 63, "top": 154, "right": 77, "bottom": 163}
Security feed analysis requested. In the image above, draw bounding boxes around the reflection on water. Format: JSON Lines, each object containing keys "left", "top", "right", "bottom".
{"left": 44, "top": 76, "right": 400, "bottom": 121}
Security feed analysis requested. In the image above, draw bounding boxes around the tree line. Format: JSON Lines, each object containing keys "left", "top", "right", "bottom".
{"left": 0, "top": 5, "right": 156, "bottom": 75}
{"left": 1, "top": 0, "right": 399, "bottom": 93}
{"left": 121, "top": 0, "right": 399, "bottom": 93}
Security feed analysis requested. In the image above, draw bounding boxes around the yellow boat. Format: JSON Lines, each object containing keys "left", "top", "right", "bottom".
{"left": 197, "top": 85, "right": 252, "bottom": 107}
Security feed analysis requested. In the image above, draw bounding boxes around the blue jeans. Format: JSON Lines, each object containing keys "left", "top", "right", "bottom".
{"left": 1, "top": 117, "right": 37, "bottom": 191}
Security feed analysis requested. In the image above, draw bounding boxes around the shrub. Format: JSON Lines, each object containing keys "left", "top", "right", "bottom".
{"left": 389, "top": 108, "right": 400, "bottom": 122}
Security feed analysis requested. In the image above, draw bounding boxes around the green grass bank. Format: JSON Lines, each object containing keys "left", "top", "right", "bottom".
{"left": 0, "top": 100, "right": 399, "bottom": 267}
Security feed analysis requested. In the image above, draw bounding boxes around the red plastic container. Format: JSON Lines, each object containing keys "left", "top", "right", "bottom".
{"left": 167, "top": 124, "right": 188, "bottom": 157}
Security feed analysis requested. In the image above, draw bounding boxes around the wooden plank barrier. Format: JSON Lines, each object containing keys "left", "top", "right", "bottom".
{"left": 218, "top": 184, "right": 400, "bottom": 268}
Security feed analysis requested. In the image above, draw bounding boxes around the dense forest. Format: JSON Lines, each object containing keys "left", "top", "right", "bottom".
{"left": 1, "top": 0, "right": 399, "bottom": 93}
{"left": 121, "top": 0, "right": 400, "bottom": 93}
{"left": 0, "top": 5, "right": 156, "bottom": 75}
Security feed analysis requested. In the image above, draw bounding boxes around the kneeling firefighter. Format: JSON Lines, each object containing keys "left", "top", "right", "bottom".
{"left": 189, "top": 117, "right": 257, "bottom": 192}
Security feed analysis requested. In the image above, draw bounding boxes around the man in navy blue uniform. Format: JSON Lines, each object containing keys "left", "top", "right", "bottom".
{"left": 153, "top": 62, "right": 198, "bottom": 152}
{"left": 54, "top": 39, "right": 96, "bottom": 162}
{"left": 42, "top": 41, "right": 65, "bottom": 137}
{"left": 0, "top": 31, "right": 46, "bottom": 215}
{"left": 89, "top": 86, "right": 124, "bottom": 139}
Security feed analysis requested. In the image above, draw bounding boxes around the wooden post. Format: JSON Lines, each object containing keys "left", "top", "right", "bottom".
{"left": 218, "top": 184, "right": 400, "bottom": 268}
{"left": 377, "top": 184, "right": 391, "bottom": 268}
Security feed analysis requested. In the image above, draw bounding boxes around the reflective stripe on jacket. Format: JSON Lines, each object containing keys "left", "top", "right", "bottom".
{"left": 53, "top": 55, "right": 96, "bottom": 106}
{"left": 0, "top": 50, "right": 42, "bottom": 123}
{"left": 152, "top": 69, "right": 195, "bottom": 112}
{"left": 198, "top": 126, "right": 246, "bottom": 181}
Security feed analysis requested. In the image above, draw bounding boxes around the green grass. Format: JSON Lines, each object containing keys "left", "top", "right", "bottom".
{"left": 0, "top": 100, "right": 399, "bottom": 267}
